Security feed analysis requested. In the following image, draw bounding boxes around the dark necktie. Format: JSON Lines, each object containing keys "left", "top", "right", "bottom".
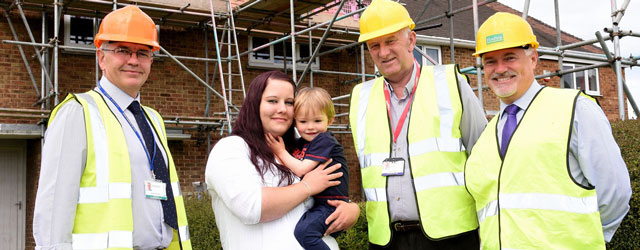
{"left": 128, "top": 101, "right": 178, "bottom": 229}
{"left": 500, "top": 104, "right": 520, "bottom": 158}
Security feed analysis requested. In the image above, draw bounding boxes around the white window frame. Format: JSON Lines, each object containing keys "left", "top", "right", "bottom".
{"left": 64, "top": 15, "right": 160, "bottom": 54}
{"left": 373, "top": 44, "right": 441, "bottom": 74}
{"left": 63, "top": 15, "right": 98, "bottom": 49}
{"left": 414, "top": 44, "right": 442, "bottom": 65}
{"left": 562, "top": 63, "right": 601, "bottom": 96}
{"left": 248, "top": 36, "right": 320, "bottom": 70}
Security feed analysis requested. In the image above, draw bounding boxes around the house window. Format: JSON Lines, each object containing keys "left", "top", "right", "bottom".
{"left": 248, "top": 36, "right": 319, "bottom": 70}
{"left": 562, "top": 64, "right": 600, "bottom": 95}
{"left": 64, "top": 15, "right": 160, "bottom": 52}
{"left": 413, "top": 45, "right": 441, "bottom": 66}
{"left": 64, "top": 15, "right": 97, "bottom": 48}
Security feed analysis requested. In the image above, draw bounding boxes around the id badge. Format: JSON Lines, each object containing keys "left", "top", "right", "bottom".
{"left": 144, "top": 179, "right": 167, "bottom": 200}
{"left": 382, "top": 158, "right": 405, "bottom": 176}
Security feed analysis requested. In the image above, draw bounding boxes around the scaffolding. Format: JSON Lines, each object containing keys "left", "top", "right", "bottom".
{"left": 1, "top": 0, "right": 639, "bottom": 146}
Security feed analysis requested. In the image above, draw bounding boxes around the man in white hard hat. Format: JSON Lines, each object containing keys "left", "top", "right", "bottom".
{"left": 33, "top": 6, "right": 192, "bottom": 250}
{"left": 465, "top": 12, "right": 631, "bottom": 250}
{"left": 349, "top": 0, "right": 486, "bottom": 249}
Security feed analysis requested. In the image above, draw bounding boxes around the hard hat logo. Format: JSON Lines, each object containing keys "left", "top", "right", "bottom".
{"left": 474, "top": 12, "right": 539, "bottom": 57}
{"left": 94, "top": 5, "right": 160, "bottom": 51}
{"left": 486, "top": 34, "right": 504, "bottom": 45}
{"left": 358, "top": 0, "right": 415, "bottom": 43}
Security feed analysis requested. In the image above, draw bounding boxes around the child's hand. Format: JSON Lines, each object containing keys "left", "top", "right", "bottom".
{"left": 265, "top": 133, "right": 286, "bottom": 154}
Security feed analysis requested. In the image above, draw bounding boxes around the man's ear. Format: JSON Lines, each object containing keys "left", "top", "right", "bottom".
{"left": 530, "top": 50, "right": 539, "bottom": 68}
{"left": 97, "top": 50, "right": 105, "bottom": 71}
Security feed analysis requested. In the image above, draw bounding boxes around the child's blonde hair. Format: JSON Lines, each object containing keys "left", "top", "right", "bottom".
{"left": 294, "top": 87, "right": 335, "bottom": 121}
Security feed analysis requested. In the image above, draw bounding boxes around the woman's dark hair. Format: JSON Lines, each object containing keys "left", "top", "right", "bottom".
{"left": 232, "top": 71, "right": 297, "bottom": 185}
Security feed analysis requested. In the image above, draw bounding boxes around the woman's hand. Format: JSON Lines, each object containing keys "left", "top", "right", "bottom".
{"left": 324, "top": 200, "right": 360, "bottom": 236}
{"left": 301, "top": 159, "right": 342, "bottom": 195}
{"left": 265, "top": 133, "right": 286, "bottom": 155}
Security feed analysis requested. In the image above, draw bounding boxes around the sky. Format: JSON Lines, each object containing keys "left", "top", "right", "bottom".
{"left": 498, "top": 0, "right": 640, "bottom": 119}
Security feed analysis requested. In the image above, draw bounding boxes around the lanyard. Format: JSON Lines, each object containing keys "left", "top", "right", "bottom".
{"left": 98, "top": 85, "right": 157, "bottom": 171}
{"left": 383, "top": 60, "right": 421, "bottom": 143}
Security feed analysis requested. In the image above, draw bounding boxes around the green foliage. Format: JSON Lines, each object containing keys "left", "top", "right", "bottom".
{"left": 336, "top": 202, "right": 369, "bottom": 249}
{"left": 184, "top": 194, "right": 222, "bottom": 250}
{"left": 607, "top": 119, "right": 640, "bottom": 249}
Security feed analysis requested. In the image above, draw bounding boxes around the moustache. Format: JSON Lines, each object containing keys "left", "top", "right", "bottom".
{"left": 490, "top": 71, "right": 516, "bottom": 79}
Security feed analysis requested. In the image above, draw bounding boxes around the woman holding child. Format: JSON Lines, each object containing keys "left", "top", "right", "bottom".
{"left": 205, "top": 71, "right": 359, "bottom": 249}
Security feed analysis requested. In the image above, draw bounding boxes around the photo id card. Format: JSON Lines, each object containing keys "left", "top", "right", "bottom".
{"left": 382, "top": 158, "right": 405, "bottom": 176}
{"left": 144, "top": 179, "right": 168, "bottom": 200}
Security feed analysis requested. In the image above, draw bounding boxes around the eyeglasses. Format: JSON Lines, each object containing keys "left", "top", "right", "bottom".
{"left": 101, "top": 47, "right": 153, "bottom": 62}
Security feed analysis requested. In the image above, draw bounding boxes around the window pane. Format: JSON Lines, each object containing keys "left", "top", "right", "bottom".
{"left": 299, "top": 44, "right": 310, "bottom": 59}
{"left": 588, "top": 69, "right": 598, "bottom": 92}
{"left": 562, "top": 65, "right": 574, "bottom": 89}
{"left": 425, "top": 48, "right": 439, "bottom": 65}
{"left": 575, "top": 70, "right": 586, "bottom": 91}
{"left": 69, "top": 16, "right": 94, "bottom": 45}
{"left": 252, "top": 37, "right": 270, "bottom": 60}
{"left": 413, "top": 45, "right": 423, "bottom": 65}
{"left": 273, "top": 41, "right": 293, "bottom": 64}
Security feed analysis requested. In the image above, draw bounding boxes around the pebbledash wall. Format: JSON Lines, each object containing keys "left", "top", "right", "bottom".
{"left": 1, "top": 9, "right": 625, "bottom": 250}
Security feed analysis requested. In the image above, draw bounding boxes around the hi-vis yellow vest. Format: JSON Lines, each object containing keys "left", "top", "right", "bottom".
{"left": 49, "top": 91, "right": 192, "bottom": 250}
{"left": 465, "top": 87, "right": 605, "bottom": 250}
{"left": 349, "top": 64, "right": 478, "bottom": 246}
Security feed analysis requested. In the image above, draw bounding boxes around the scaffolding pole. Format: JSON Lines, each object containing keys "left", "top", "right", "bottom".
{"left": 611, "top": 0, "right": 625, "bottom": 119}
{"left": 16, "top": 3, "right": 54, "bottom": 92}
{"left": 415, "top": 0, "right": 497, "bottom": 27}
{"left": 53, "top": 0, "right": 59, "bottom": 104}
{"left": 3, "top": 8, "right": 39, "bottom": 97}
{"left": 233, "top": 6, "right": 366, "bottom": 60}
{"left": 297, "top": 0, "right": 346, "bottom": 86}
{"left": 472, "top": 0, "right": 483, "bottom": 110}
{"left": 595, "top": 31, "right": 639, "bottom": 116}
{"left": 553, "top": 0, "right": 563, "bottom": 76}
{"left": 447, "top": 0, "right": 455, "bottom": 64}
{"left": 289, "top": 0, "right": 297, "bottom": 81}
{"left": 208, "top": 0, "right": 232, "bottom": 133}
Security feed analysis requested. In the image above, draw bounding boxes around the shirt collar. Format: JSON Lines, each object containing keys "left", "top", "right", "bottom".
{"left": 384, "top": 62, "right": 417, "bottom": 100}
{"left": 499, "top": 80, "right": 542, "bottom": 118}
{"left": 97, "top": 76, "right": 140, "bottom": 110}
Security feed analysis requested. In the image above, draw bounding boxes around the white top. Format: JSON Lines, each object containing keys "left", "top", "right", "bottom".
{"left": 205, "top": 136, "right": 338, "bottom": 250}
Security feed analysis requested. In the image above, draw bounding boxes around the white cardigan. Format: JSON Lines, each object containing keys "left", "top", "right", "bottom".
{"left": 205, "top": 136, "right": 338, "bottom": 250}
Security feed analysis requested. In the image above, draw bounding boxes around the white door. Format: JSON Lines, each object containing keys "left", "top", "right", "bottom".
{"left": 0, "top": 140, "right": 26, "bottom": 250}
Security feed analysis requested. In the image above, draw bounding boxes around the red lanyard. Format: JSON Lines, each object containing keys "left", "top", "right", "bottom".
{"left": 383, "top": 60, "right": 421, "bottom": 143}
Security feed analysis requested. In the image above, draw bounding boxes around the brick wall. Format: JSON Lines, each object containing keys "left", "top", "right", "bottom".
{"left": 1, "top": 10, "right": 625, "bottom": 249}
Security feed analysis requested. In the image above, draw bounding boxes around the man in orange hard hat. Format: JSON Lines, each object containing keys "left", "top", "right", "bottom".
{"left": 349, "top": 0, "right": 486, "bottom": 249}
{"left": 465, "top": 12, "right": 631, "bottom": 250}
{"left": 33, "top": 6, "right": 192, "bottom": 250}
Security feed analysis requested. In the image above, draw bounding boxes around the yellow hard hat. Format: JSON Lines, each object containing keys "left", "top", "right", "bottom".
{"left": 95, "top": 6, "right": 159, "bottom": 51}
{"left": 358, "top": 0, "right": 415, "bottom": 43}
{"left": 473, "top": 12, "right": 539, "bottom": 57}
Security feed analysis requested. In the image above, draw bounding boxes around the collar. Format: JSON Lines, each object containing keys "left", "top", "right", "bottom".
{"left": 499, "top": 80, "right": 542, "bottom": 119}
{"left": 383, "top": 62, "right": 417, "bottom": 100}
{"left": 97, "top": 76, "right": 140, "bottom": 110}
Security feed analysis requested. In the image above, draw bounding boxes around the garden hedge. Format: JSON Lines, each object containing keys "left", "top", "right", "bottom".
{"left": 186, "top": 119, "right": 639, "bottom": 249}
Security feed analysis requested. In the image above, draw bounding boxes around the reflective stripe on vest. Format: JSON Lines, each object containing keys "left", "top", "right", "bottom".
{"left": 477, "top": 193, "right": 598, "bottom": 223}
{"left": 48, "top": 91, "right": 192, "bottom": 250}
{"left": 465, "top": 87, "right": 605, "bottom": 250}
{"left": 349, "top": 65, "right": 478, "bottom": 246}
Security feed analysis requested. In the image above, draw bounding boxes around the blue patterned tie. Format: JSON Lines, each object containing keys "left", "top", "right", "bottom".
{"left": 501, "top": 104, "right": 520, "bottom": 158}
{"left": 128, "top": 101, "right": 178, "bottom": 229}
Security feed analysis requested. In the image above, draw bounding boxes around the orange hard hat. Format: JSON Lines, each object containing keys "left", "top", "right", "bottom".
{"left": 94, "top": 5, "right": 159, "bottom": 51}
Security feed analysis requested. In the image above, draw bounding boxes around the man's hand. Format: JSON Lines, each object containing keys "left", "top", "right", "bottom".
{"left": 324, "top": 200, "right": 359, "bottom": 236}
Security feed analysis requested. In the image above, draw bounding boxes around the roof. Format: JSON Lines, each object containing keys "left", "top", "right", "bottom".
{"left": 402, "top": 0, "right": 603, "bottom": 53}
